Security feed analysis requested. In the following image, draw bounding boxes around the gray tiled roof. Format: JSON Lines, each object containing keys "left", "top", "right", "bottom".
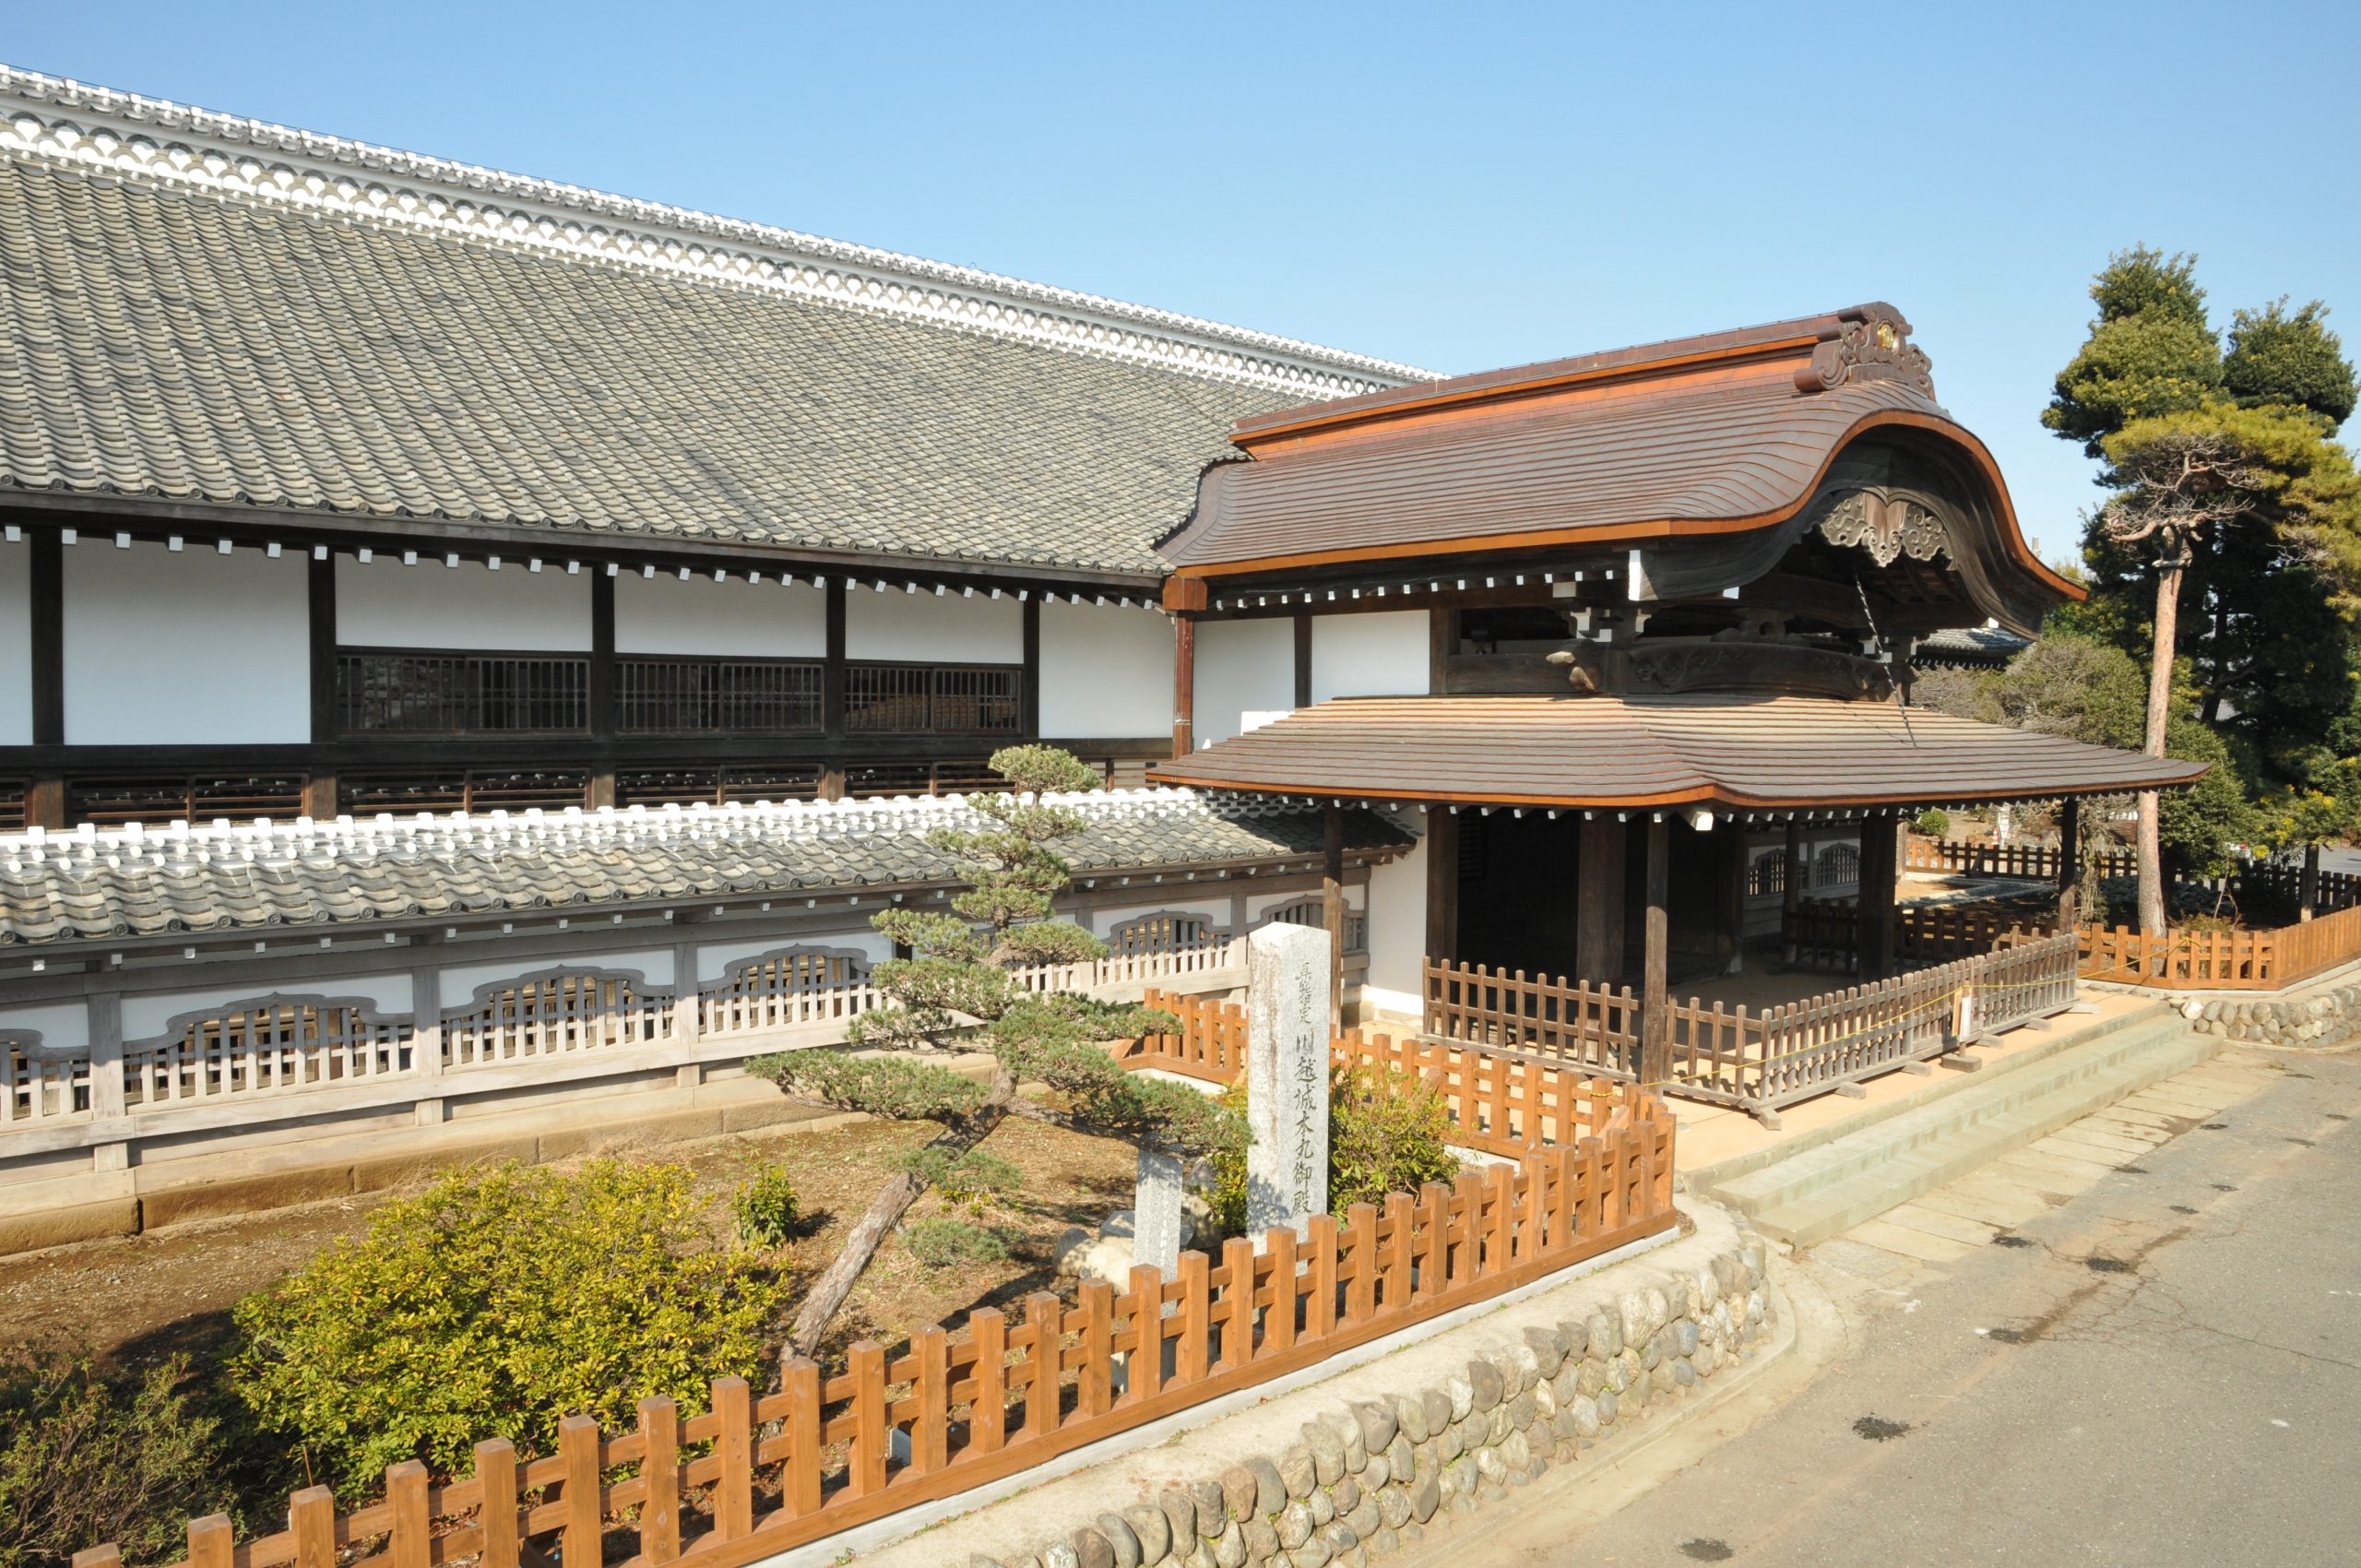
{"left": 0, "top": 152, "right": 1310, "bottom": 576}
{"left": 1916, "top": 626, "right": 2032, "bottom": 665}
{"left": 0, "top": 790, "right": 1413, "bottom": 948}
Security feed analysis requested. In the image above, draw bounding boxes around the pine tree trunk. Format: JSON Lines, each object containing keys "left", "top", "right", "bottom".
{"left": 2137, "top": 545, "right": 2187, "bottom": 940}
{"left": 778, "top": 1074, "right": 1014, "bottom": 1370}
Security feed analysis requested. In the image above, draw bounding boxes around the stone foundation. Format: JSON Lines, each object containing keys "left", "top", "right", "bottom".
{"left": 2185, "top": 980, "right": 2361, "bottom": 1051}
{"left": 889, "top": 1218, "right": 1774, "bottom": 1568}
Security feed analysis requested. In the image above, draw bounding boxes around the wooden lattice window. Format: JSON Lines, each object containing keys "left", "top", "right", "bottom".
{"left": 1261, "top": 897, "right": 1369, "bottom": 956}
{"left": 1748, "top": 849, "right": 1788, "bottom": 898}
{"left": 340, "top": 769, "right": 590, "bottom": 814}
{"left": 0, "top": 780, "right": 26, "bottom": 833}
{"left": 845, "top": 663, "right": 1022, "bottom": 733}
{"left": 616, "top": 765, "right": 825, "bottom": 808}
{"left": 1106, "top": 910, "right": 1224, "bottom": 956}
{"left": 68, "top": 773, "right": 308, "bottom": 827}
{"left": 441, "top": 968, "right": 673, "bottom": 1068}
{"left": 616, "top": 658, "right": 825, "bottom": 734}
{"left": 1816, "top": 843, "right": 1862, "bottom": 889}
{"left": 3, "top": 1032, "right": 89, "bottom": 1123}
{"left": 336, "top": 649, "right": 589, "bottom": 735}
{"left": 125, "top": 996, "right": 413, "bottom": 1107}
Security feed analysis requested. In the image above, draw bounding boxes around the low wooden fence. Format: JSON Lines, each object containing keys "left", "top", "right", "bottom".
{"left": 1420, "top": 961, "right": 1640, "bottom": 1078}
{"left": 1418, "top": 932, "right": 2082, "bottom": 1123}
{"left": 89, "top": 1045, "right": 1677, "bottom": 1568}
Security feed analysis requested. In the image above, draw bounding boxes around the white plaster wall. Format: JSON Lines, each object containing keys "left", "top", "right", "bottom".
{"left": 846, "top": 589, "right": 1022, "bottom": 661}
{"left": 1311, "top": 611, "right": 1430, "bottom": 702}
{"left": 0, "top": 1001, "right": 93, "bottom": 1057}
{"left": 0, "top": 538, "right": 30, "bottom": 745}
{"left": 65, "top": 543, "right": 310, "bottom": 745}
{"left": 694, "top": 931, "right": 892, "bottom": 983}
{"left": 438, "top": 948, "right": 674, "bottom": 1007}
{"left": 336, "top": 556, "right": 591, "bottom": 650}
{"left": 615, "top": 574, "right": 826, "bottom": 656}
{"left": 122, "top": 975, "right": 415, "bottom": 1042}
{"left": 1193, "top": 618, "right": 1293, "bottom": 747}
{"left": 1039, "top": 601, "right": 1172, "bottom": 739}
{"left": 1362, "top": 833, "right": 1429, "bottom": 1016}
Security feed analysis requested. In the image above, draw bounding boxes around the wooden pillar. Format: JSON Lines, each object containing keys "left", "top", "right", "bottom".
{"left": 1640, "top": 816, "right": 1669, "bottom": 1089}
{"left": 1171, "top": 613, "right": 1195, "bottom": 758}
{"left": 587, "top": 571, "right": 617, "bottom": 809}
{"left": 1020, "top": 596, "right": 1041, "bottom": 739}
{"left": 1781, "top": 817, "right": 1804, "bottom": 962}
{"left": 1423, "top": 804, "right": 1459, "bottom": 966}
{"left": 2055, "top": 797, "right": 2081, "bottom": 931}
{"left": 304, "top": 550, "right": 339, "bottom": 817}
{"left": 1294, "top": 613, "right": 1314, "bottom": 708}
{"left": 1575, "top": 815, "right": 1626, "bottom": 983}
{"left": 2300, "top": 841, "right": 2320, "bottom": 923}
{"left": 1858, "top": 814, "right": 1899, "bottom": 980}
{"left": 1322, "top": 802, "right": 1346, "bottom": 1022}
{"left": 28, "top": 529, "right": 63, "bottom": 828}
{"left": 820, "top": 578, "right": 848, "bottom": 800}
{"left": 1425, "top": 607, "right": 1452, "bottom": 695}
{"left": 1718, "top": 818, "right": 1747, "bottom": 976}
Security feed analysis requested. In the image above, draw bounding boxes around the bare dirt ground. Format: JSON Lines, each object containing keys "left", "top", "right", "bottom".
{"left": 0, "top": 1112, "right": 1139, "bottom": 1377}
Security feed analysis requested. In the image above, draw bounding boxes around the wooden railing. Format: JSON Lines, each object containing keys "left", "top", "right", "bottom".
{"left": 89, "top": 1056, "right": 1676, "bottom": 1568}
{"left": 1904, "top": 837, "right": 2137, "bottom": 882}
{"left": 1420, "top": 961, "right": 1640, "bottom": 1078}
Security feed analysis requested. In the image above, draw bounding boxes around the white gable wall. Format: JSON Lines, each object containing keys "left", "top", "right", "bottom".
{"left": 1192, "top": 617, "right": 1293, "bottom": 747}
{"left": 65, "top": 542, "right": 311, "bottom": 745}
{"left": 1039, "top": 601, "right": 1172, "bottom": 738}
{"left": 1311, "top": 610, "right": 1430, "bottom": 702}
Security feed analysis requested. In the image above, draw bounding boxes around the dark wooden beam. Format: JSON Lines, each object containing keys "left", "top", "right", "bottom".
{"left": 1640, "top": 816, "right": 1670, "bottom": 1089}
{"left": 1171, "top": 614, "right": 1195, "bottom": 759}
{"left": 1426, "top": 607, "right": 1452, "bottom": 696}
{"left": 303, "top": 551, "right": 338, "bottom": 816}
{"left": 587, "top": 571, "right": 617, "bottom": 809}
{"left": 1020, "top": 597, "right": 1042, "bottom": 740}
{"left": 29, "top": 528, "right": 62, "bottom": 747}
{"left": 1323, "top": 802, "right": 1347, "bottom": 1022}
{"left": 1293, "top": 613, "right": 1313, "bottom": 709}
{"left": 1423, "top": 804, "right": 1458, "bottom": 968}
{"left": 1576, "top": 814, "right": 1626, "bottom": 983}
{"left": 1858, "top": 814, "right": 1899, "bottom": 980}
{"left": 2055, "top": 797, "right": 2081, "bottom": 931}
{"left": 823, "top": 579, "right": 848, "bottom": 746}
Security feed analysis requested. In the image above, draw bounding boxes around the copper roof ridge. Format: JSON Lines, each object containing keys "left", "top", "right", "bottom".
{"left": 1228, "top": 303, "right": 1906, "bottom": 444}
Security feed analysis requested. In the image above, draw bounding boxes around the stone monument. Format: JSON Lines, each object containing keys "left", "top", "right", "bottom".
{"left": 1131, "top": 1145, "right": 1187, "bottom": 1278}
{"left": 1244, "top": 921, "right": 1333, "bottom": 1240}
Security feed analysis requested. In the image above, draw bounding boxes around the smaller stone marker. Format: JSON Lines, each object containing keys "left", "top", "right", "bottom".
{"left": 1133, "top": 1145, "right": 1187, "bottom": 1278}
{"left": 1245, "top": 921, "right": 1334, "bottom": 1241}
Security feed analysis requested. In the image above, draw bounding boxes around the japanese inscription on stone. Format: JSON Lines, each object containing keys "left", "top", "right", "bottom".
{"left": 1245, "top": 921, "right": 1333, "bottom": 1241}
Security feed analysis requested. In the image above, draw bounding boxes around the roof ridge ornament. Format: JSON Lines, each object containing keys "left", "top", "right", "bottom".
{"left": 1794, "top": 312, "right": 1935, "bottom": 398}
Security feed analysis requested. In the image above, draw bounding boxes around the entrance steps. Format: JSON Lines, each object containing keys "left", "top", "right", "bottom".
{"left": 1691, "top": 1003, "right": 2214, "bottom": 1247}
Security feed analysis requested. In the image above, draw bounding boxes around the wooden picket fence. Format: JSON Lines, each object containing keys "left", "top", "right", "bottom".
{"left": 83, "top": 1072, "right": 1676, "bottom": 1568}
{"left": 1418, "top": 960, "right": 1641, "bottom": 1078}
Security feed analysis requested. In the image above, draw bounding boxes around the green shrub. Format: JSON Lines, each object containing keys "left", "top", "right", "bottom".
{"left": 0, "top": 1350, "right": 229, "bottom": 1568}
{"left": 1207, "top": 1065, "right": 1461, "bottom": 1235}
{"left": 1915, "top": 808, "right": 1952, "bottom": 838}
{"left": 230, "top": 1159, "right": 786, "bottom": 1497}
{"left": 732, "top": 1164, "right": 801, "bottom": 1250}
{"left": 900, "top": 1217, "right": 1011, "bottom": 1268}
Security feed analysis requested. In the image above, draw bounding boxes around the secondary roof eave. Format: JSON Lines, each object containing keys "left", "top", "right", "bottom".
{"left": 1146, "top": 695, "right": 2207, "bottom": 814}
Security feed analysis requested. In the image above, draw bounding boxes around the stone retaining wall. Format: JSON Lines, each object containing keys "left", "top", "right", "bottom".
{"left": 951, "top": 1226, "right": 1773, "bottom": 1568}
{"left": 2185, "top": 980, "right": 2361, "bottom": 1051}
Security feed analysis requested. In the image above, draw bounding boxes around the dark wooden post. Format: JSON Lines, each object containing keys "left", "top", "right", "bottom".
{"left": 303, "top": 550, "right": 339, "bottom": 818}
{"left": 1718, "top": 816, "right": 1748, "bottom": 975}
{"left": 2300, "top": 841, "right": 2320, "bottom": 923}
{"left": 1423, "top": 805, "right": 1459, "bottom": 967}
{"left": 819, "top": 579, "right": 848, "bottom": 801}
{"left": 27, "top": 529, "right": 63, "bottom": 829}
{"left": 1322, "top": 802, "right": 1347, "bottom": 1022}
{"left": 1020, "top": 595, "right": 1041, "bottom": 740}
{"left": 1640, "top": 816, "right": 1670, "bottom": 1089}
{"left": 1171, "top": 613, "right": 1195, "bottom": 758}
{"left": 1295, "top": 613, "right": 1315, "bottom": 708}
{"left": 1782, "top": 817, "right": 1804, "bottom": 963}
{"left": 1575, "top": 814, "right": 1626, "bottom": 983}
{"left": 1858, "top": 814, "right": 1899, "bottom": 980}
{"left": 587, "top": 570, "right": 617, "bottom": 810}
{"left": 2055, "top": 797, "right": 2082, "bottom": 931}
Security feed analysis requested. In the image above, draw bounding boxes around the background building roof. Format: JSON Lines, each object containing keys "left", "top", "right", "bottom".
{"left": 0, "top": 790, "right": 1411, "bottom": 949}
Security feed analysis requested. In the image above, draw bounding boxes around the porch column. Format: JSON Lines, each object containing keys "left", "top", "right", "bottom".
{"left": 1423, "top": 805, "right": 1459, "bottom": 967}
{"left": 2055, "top": 797, "right": 2081, "bottom": 930}
{"left": 1718, "top": 818, "right": 1747, "bottom": 976}
{"left": 1782, "top": 817, "right": 1804, "bottom": 963}
{"left": 1858, "top": 813, "right": 1900, "bottom": 980}
{"left": 1640, "top": 815, "right": 1670, "bottom": 1089}
{"left": 1322, "top": 801, "right": 1346, "bottom": 1022}
{"left": 1171, "top": 613, "right": 1196, "bottom": 758}
{"left": 1575, "top": 814, "right": 1625, "bottom": 983}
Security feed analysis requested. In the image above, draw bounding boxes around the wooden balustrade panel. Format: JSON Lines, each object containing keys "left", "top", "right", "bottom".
{"left": 2, "top": 1035, "right": 89, "bottom": 1124}
{"left": 125, "top": 1000, "right": 411, "bottom": 1108}
{"left": 442, "top": 970, "right": 673, "bottom": 1069}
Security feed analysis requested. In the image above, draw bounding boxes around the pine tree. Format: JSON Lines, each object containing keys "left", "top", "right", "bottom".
{"left": 749, "top": 744, "right": 1241, "bottom": 1362}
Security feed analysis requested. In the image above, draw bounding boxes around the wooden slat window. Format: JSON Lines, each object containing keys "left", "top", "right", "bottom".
{"left": 336, "top": 649, "right": 589, "bottom": 735}
{"left": 0, "top": 780, "right": 25, "bottom": 833}
{"left": 845, "top": 662, "right": 1022, "bottom": 734}
{"left": 1264, "top": 897, "right": 1369, "bottom": 956}
{"left": 616, "top": 765, "right": 825, "bottom": 809}
{"left": 844, "top": 761, "right": 1003, "bottom": 798}
{"left": 616, "top": 658, "right": 825, "bottom": 735}
{"left": 69, "top": 773, "right": 308, "bottom": 827}
{"left": 340, "top": 769, "right": 590, "bottom": 815}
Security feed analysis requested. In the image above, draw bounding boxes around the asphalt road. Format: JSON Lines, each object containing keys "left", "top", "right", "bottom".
{"left": 1490, "top": 1049, "right": 2361, "bottom": 1567}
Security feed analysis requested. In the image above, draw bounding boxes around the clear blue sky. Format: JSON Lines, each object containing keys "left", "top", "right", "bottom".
{"left": 9, "top": 1, "right": 2356, "bottom": 562}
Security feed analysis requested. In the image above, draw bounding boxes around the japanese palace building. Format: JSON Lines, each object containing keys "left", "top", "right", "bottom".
{"left": 0, "top": 66, "right": 2199, "bottom": 1238}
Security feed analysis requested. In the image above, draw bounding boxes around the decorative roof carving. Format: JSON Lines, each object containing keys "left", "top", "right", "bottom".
{"left": 1792, "top": 312, "right": 1936, "bottom": 398}
{"left": 1815, "top": 491, "right": 1952, "bottom": 567}
{"left": 0, "top": 65, "right": 1433, "bottom": 399}
{"left": 1550, "top": 636, "right": 1892, "bottom": 702}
